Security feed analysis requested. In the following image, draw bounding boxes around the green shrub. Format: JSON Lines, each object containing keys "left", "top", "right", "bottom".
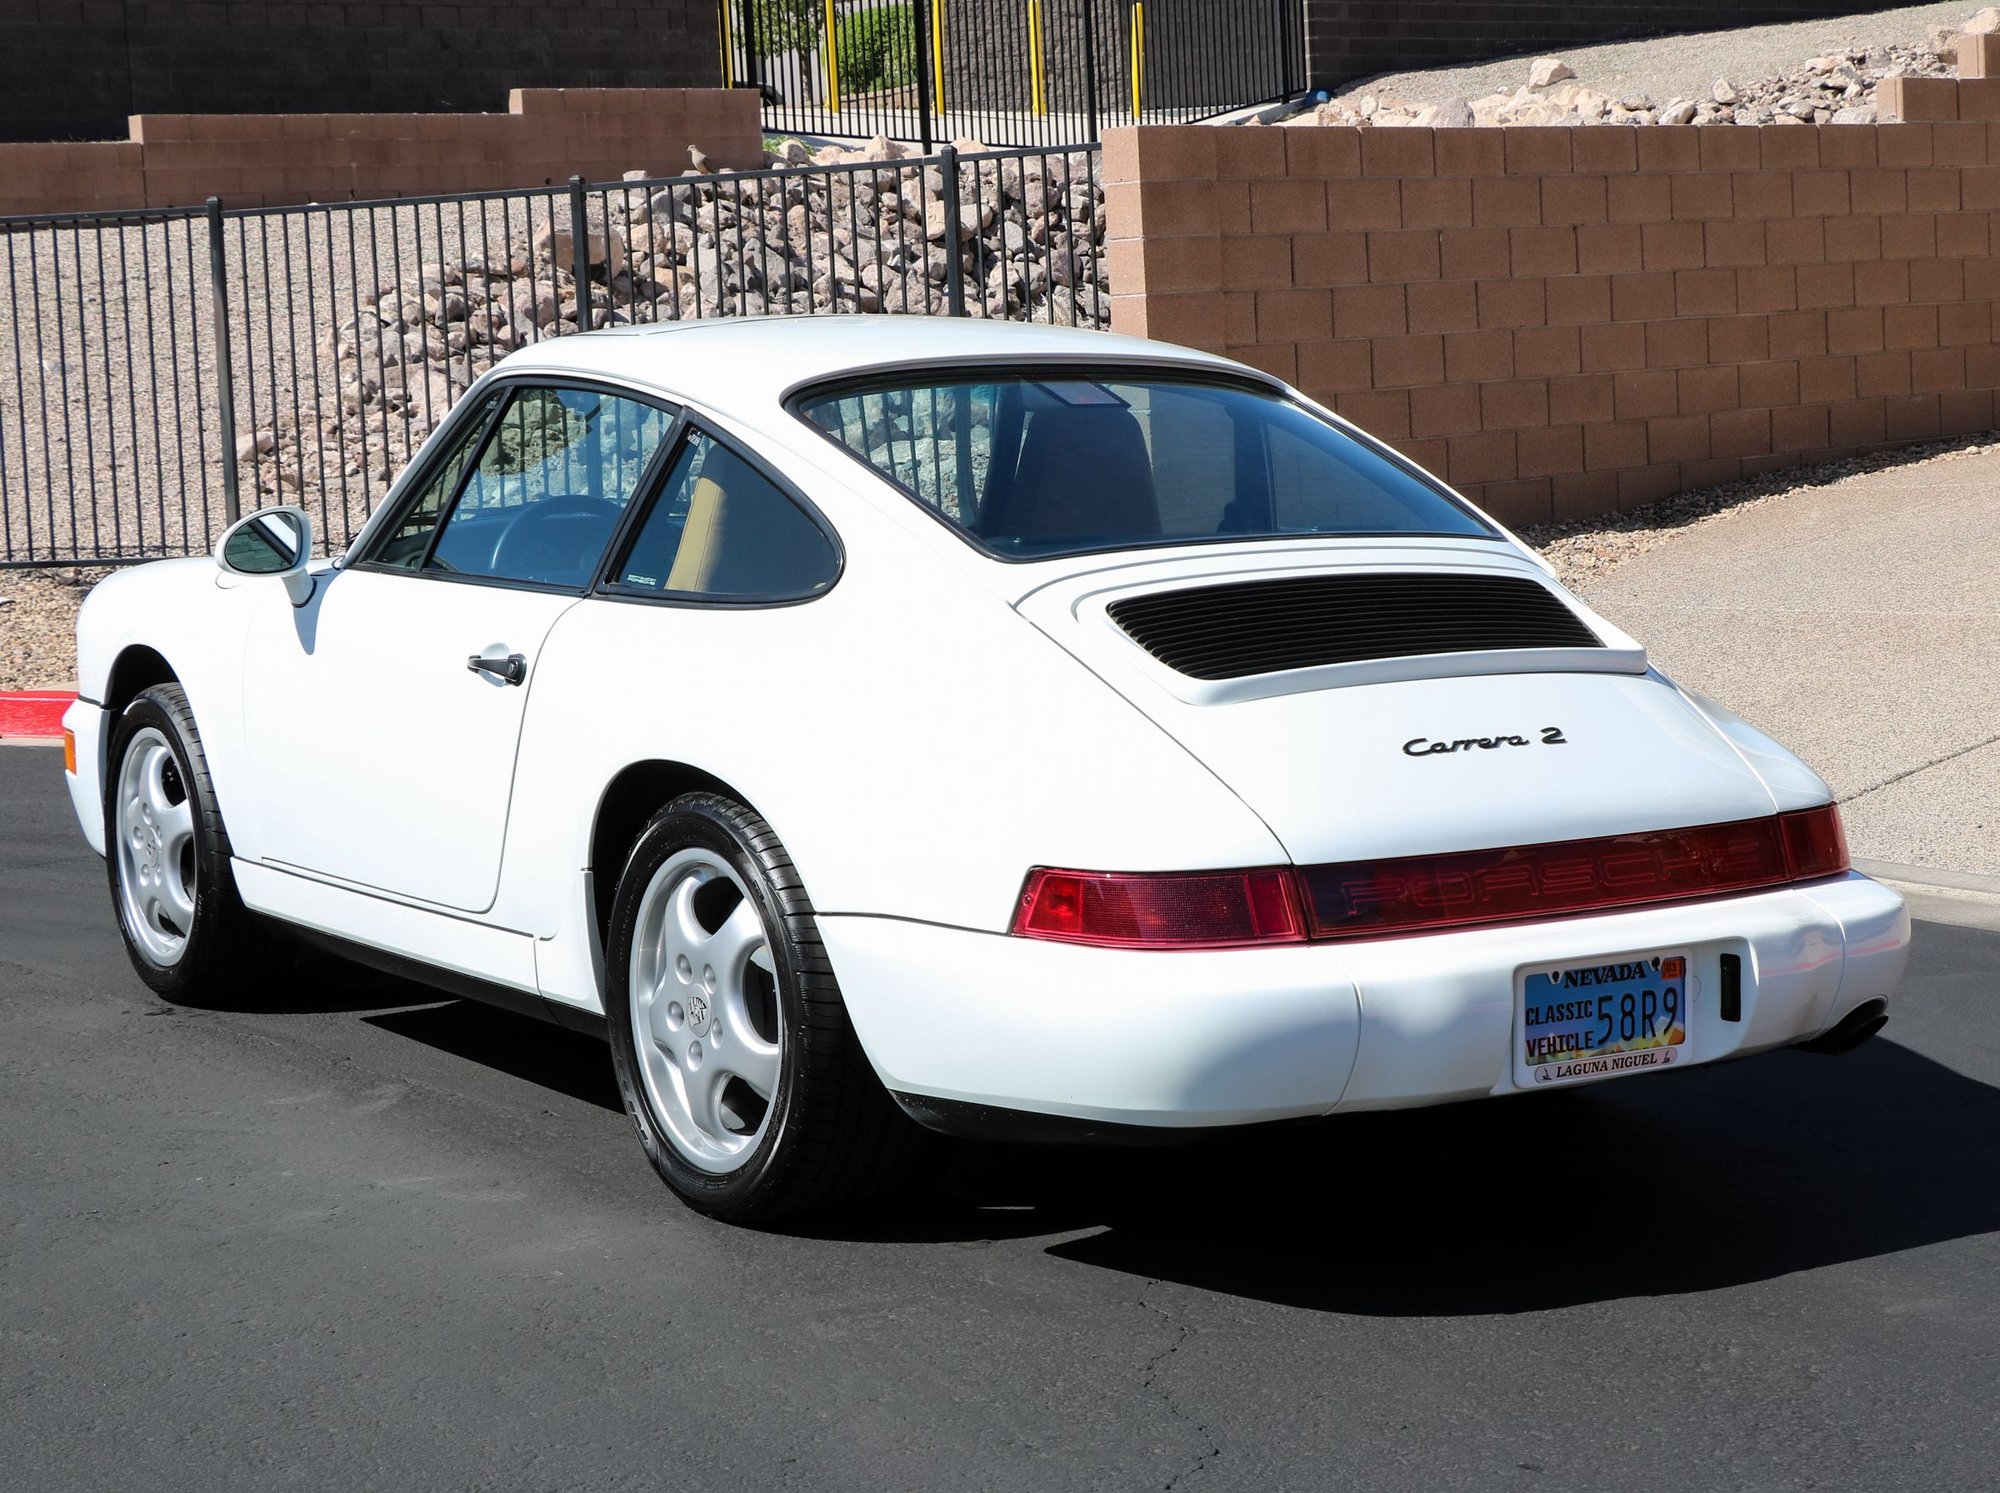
{"left": 836, "top": 4, "right": 917, "bottom": 94}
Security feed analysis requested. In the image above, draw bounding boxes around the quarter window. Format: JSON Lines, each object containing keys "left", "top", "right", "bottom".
{"left": 372, "top": 390, "right": 504, "bottom": 570}
{"left": 613, "top": 431, "right": 838, "bottom": 600}
{"left": 424, "top": 386, "right": 674, "bottom": 588}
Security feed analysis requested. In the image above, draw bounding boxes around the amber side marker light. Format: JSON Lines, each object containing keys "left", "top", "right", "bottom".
{"left": 62, "top": 729, "right": 76, "bottom": 775}
{"left": 1014, "top": 806, "right": 1853, "bottom": 948}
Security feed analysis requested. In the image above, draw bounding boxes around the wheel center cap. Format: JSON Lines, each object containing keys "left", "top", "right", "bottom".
{"left": 687, "top": 992, "right": 710, "bottom": 1036}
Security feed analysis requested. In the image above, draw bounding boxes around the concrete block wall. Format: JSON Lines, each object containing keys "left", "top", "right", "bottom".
{"left": 1105, "top": 88, "right": 2000, "bottom": 526}
{"left": 0, "top": 0, "right": 721, "bottom": 145}
{"left": 0, "top": 89, "right": 765, "bottom": 218}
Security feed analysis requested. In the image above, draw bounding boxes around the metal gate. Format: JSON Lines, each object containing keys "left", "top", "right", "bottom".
{"left": 724, "top": 0, "right": 1304, "bottom": 149}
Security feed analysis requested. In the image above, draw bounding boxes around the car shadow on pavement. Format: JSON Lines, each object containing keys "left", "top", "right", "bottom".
{"left": 365, "top": 1000, "right": 626, "bottom": 1114}
{"left": 161, "top": 944, "right": 459, "bottom": 1015}
{"left": 1023, "top": 1031, "right": 2000, "bottom": 1314}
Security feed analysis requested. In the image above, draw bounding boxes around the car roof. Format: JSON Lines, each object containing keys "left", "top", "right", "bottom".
{"left": 489, "top": 316, "right": 1253, "bottom": 422}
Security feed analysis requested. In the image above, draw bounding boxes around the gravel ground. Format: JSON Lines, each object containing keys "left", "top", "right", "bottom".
{"left": 6, "top": 431, "right": 1995, "bottom": 692}
{"left": 1325, "top": 1, "right": 1980, "bottom": 113}
{"left": 0, "top": 567, "right": 104, "bottom": 692}
{"left": 0, "top": 193, "right": 593, "bottom": 573}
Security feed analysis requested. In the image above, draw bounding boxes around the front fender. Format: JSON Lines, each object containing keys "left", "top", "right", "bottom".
{"left": 73, "top": 559, "right": 263, "bottom": 854}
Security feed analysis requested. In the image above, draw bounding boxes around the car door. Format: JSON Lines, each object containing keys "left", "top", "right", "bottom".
{"left": 241, "top": 379, "right": 676, "bottom": 913}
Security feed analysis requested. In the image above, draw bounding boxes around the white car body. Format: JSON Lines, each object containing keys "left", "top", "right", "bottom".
{"left": 64, "top": 317, "right": 1909, "bottom": 1139}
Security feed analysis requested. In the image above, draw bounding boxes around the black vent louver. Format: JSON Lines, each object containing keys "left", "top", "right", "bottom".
{"left": 1108, "top": 572, "right": 1603, "bottom": 681}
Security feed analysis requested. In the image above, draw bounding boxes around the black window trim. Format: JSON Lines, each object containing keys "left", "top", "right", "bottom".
{"left": 590, "top": 413, "right": 846, "bottom": 610}
{"left": 784, "top": 360, "right": 1506, "bottom": 565}
{"left": 349, "top": 373, "right": 686, "bottom": 596}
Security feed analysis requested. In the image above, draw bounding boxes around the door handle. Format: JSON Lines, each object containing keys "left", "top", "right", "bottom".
{"left": 467, "top": 652, "right": 527, "bottom": 686}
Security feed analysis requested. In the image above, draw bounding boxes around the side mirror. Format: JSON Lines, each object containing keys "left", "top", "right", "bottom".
{"left": 216, "top": 505, "right": 315, "bottom": 605}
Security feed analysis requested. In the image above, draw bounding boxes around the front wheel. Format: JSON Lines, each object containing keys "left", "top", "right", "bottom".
{"left": 603, "top": 793, "right": 919, "bottom": 1223}
{"left": 103, "top": 683, "right": 267, "bottom": 999}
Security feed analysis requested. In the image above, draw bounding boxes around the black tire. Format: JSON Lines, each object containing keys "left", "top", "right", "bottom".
{"left": 604, "top": 792, "right": 922, "bottom": 1223}
{"left": 103, "top": 683, "right": 270, "bottom": 1000}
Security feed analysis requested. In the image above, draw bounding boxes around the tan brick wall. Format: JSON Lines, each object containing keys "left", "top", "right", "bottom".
{"left": 0, "top": 89, "right": 763, "bottom": 218}
{"left": 1105, "top": 83, "right": 2000, "bottom": 526}
{"left": 0, "top": 142, "right": 145, "bottom": 216}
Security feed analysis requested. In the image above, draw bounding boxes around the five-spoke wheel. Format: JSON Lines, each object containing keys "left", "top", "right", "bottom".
{"left": 629, "top": 848, "right": 785, "bottom": 1172}
{"left": 113, "top": 725, "right": 199, "bottom": 966}
{"left": 104, "top": 683, "right": 265, "bottom": 999}
{"left": 604, "top": 792, "right": 920, "bottom": 1222}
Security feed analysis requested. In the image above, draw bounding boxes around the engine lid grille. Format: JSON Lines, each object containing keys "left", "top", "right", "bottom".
{"left": 1107, "top": 571, "right": 1604, "bottom": 681}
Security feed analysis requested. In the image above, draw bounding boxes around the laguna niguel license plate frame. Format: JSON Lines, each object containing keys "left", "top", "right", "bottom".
{"left": 1517, "top": 951, "right": 1689, "bottom": 1088}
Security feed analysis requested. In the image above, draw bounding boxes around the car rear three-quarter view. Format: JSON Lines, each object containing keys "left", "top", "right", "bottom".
{"left": 61, "top": 317, "right": 1911, "bottom": 1223}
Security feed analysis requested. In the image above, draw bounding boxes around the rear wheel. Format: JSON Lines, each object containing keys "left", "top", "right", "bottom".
{"left": 604, "top": 792, "right": 920, "bottom": 1223}
{"left": 104, "top": 683, "right": 266, "bottom": 999}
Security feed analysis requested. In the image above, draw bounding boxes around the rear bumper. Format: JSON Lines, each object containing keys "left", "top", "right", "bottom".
{"left": 818, "top": 872, "right": 1910, "bottom": 1133}
{"left": 61, "top": 698, "right": 108, "bottom": 857}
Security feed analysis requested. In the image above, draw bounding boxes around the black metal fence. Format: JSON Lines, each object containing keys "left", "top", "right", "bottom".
{"left": 733, "top": 0, "right": 1305, "bottom": 149}
{"left": 0, "top": 143, "right": 1105, "bottom": 568}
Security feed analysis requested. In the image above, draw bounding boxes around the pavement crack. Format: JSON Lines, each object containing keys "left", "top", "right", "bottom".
{"left": 1137, "top": 1279, "right": 1220, "bottom": 1490}
{"left": 1838, "top": 731, "right": 2000, "bottom": 805}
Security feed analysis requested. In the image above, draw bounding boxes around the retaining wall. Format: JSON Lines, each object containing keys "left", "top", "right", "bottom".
{"left": 1, "top": 0, "right": 720, "bottom": 145}
{"left": 0, "top": 89, "right": 765, "bottom": 218}
{"left": 1104, "top": 76, "right": 2000, "bottom": 525}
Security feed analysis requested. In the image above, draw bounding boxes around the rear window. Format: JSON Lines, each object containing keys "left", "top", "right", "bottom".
{"left": 793, "top": 370, "right": 1494, "bottom": 559}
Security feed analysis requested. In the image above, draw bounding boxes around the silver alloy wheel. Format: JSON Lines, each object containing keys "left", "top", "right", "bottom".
{"left": 114, "top": 726, "right": 198, "bottom": 967}
{"left": 629, "top": 847, "right": 784, "bottom": 1174}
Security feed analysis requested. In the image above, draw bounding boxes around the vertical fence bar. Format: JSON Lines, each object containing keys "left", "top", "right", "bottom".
{"left": 568, "top": 176, "right": 591, "bottom": 331}
{"left": 911, "top": 0, "right": 937, "bottom": 153}
{"left": 1081, "top": 0, "right": 1102, "bottom": 143}
{"left": 206, "top": 197, "right": 241, "bottom": 527}
{"left": 939, "top": 144, "right": 966, "bottom": 317}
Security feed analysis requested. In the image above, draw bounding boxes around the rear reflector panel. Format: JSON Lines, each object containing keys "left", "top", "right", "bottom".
{"left": 1300, "top": 816, "right": 1835, "bottom": 941}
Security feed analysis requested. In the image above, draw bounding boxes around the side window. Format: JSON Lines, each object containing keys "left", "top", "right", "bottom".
{"left": 372, "top": 390, "right": 504, "bottom": 570}
{"left": 425, "top": 386, "right": 674, "bottom": 587}
{"left": 613, "top": 431, "right": 838, "bottom": 600}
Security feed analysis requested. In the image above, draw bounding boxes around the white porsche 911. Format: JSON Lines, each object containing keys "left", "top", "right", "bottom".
{"left": 63, "top": 317, "right": 1910, "bottom": 1221}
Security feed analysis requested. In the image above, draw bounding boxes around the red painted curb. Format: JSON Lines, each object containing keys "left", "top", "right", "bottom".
{"left": 0, "top": 691, "right": 76, "bottom": 739}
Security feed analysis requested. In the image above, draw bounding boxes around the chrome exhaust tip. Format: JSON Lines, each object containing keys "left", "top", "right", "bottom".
{"left": 1797, "top": 997, "right": 1889, "bottom": 1057}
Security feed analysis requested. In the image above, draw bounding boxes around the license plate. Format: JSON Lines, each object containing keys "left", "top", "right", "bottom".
{"left": 1518, "top": 952, "right": 1689, "bottom": 1088}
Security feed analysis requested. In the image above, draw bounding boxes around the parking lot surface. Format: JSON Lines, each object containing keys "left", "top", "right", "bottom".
{"left": 4, "top": 745, "right": 1997, "bottom": 1492}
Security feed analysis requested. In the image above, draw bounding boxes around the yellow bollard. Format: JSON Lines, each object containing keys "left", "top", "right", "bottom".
{"left": 1129, "top": 0, "right": 1145, "bottom": 120}
{"left": 932, "top": 0, "right": 948, "bottom": 113}
{"left": 823, "top": 0, "right": 841, "bottom": 111}
{"left": 1028, "top": 0, "right": 1047, "bottom": 115}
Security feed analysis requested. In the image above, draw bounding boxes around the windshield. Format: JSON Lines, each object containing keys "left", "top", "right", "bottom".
{"left": 793, "top": 369, "right": 1496, "bottom": 559}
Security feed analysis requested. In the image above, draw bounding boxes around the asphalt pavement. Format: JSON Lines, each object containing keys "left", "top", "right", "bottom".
{"left": 4, "top": 743, "right": 1998, "bottom": 1492}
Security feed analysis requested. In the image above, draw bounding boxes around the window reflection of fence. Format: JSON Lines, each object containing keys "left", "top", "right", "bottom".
{"left": 737, "top": 0, "right": 1305, "bottom": 149}
{"left": 0, "top": 144, "right": 1105, "bottom": 567}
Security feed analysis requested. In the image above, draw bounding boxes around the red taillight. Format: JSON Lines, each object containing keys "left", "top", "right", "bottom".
{"left": 1013, "top": 807, "right": 1854, "bottom": 948}
{"left": 1011, "top": 867, "right": 1306, "bottom": 949}
{"left": 1778, "top": 803, "right": 1849, "bottom": 882}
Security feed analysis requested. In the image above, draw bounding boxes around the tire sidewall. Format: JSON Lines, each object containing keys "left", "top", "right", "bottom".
{"left": 103, "top": 688, "right": 225, "bottom": 997}
{"left": 604, "top": 797, "right": 811, "bottom": 1219}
